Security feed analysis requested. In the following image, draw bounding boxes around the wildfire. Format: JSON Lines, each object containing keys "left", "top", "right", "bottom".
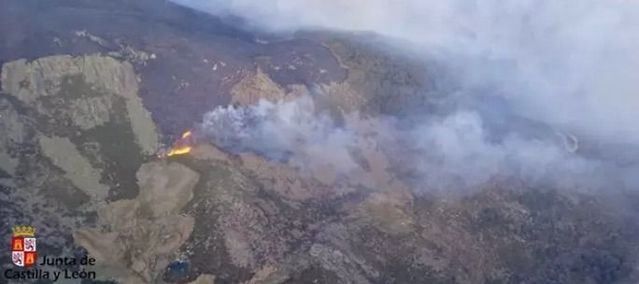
{"left": 167, "top": 146, "right": 192, "bottom": 157}
{"left": 163, "top": 130, "right": 194, "bottom": 157}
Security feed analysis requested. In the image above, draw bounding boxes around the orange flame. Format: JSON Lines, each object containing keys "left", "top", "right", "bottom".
{"left": 165, "top": 130, "right": 194, "bottom": 157}
{"left": 167, "top": 146, "right": 192, "bottom": 157}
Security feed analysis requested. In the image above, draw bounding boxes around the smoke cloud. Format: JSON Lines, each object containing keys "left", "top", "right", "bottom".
{"left": 185, "top": 0, "right": 639, "bottom": 192}
{"left": 200, "top": 95, "right": 630, "bottom": 193}
{"left": 201, "top": 96, "right": 360, "bottom": 174}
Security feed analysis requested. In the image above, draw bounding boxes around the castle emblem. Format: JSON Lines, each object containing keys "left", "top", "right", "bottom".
{"left": 11, "top": 225, "right": 37, "bottom": 267}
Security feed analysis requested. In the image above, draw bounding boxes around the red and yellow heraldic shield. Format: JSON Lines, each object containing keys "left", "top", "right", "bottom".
{"left": 11, "top": 225, "right": 37, "bottom": 267}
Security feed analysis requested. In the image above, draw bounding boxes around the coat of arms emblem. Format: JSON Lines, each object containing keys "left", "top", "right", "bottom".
{"left": 11, "top": 225, "right": 37, "bottom": 267}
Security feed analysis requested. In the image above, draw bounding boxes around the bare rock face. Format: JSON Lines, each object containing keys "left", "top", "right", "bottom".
{"left": 188, "top": 274, "right": 216, "bottom": 284}
{"left": 0, "top": 54, "right": 169, "bottom": 279}
{"left": 74, "top": 161, "right": 198, "bottom": 283}
{"left": 37, "top": 135, "right": 109, "bottom": 200}
{"left": 136, "top": 161, "right": 198, "bottom": 217}
{"left": 1, "top": 55, "right": 159, "bottom": 155}
{"left": 230, "top": 68, "right": 290, "bottom": 106}
{"left": 0, "top": 54, "right": 162, "bottom": 204}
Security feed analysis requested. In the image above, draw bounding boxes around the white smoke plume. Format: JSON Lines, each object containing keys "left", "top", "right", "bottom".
{"left": 186, "top": 0, "right": 639, "bottom": 192}
{"left": 200, "top": 96, "right": 628, "bottom": 193}
{"left": 201, "top": 97, "right": 361, "bottom": 174}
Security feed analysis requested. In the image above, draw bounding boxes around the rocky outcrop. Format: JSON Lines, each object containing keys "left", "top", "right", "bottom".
{"left": 0, "top": 54, "right": 167, "bottom": 280}
{"left": 38, "top": 135, "right": 109, "bottom": 200}
{"left": 1, "top": 55, "right": 159, "bottom": 154}
{"left": 230, "top": 67, "right": 301, "bottom": 106}
{"left": 74, "top": 161, "right": 198, "bottom": 283}
{"left": 188, "top": 274, "right": 216, "bottom": 284}
{"left": 0, "top": 54, "right": 163, "bottom": 201}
